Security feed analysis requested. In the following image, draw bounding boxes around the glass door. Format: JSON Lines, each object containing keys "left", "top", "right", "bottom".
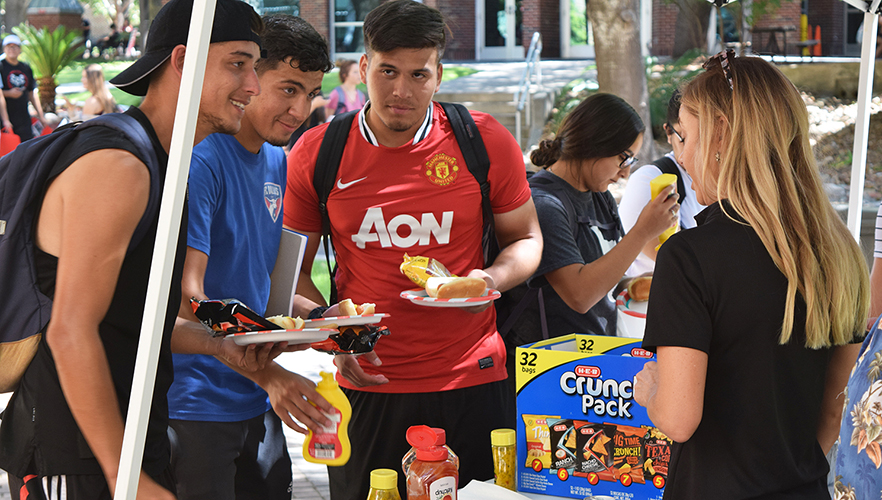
{"left": 480, "top": 0, "right": 524, "bottom": 59}
{"left": 562, "top": 0, "right": 594, "bottom": 58}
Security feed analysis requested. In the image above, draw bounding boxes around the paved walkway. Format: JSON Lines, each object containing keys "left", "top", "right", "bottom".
{"left": 439, "top": 58, "right": 595, "bottom": 95}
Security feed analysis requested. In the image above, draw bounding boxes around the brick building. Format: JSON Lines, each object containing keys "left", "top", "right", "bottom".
{"left": 141, "top": 0, "right": 856, "bottom": 61}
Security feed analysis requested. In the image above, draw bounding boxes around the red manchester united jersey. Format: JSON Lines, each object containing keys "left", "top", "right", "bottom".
{"left": 285, "top": 102, "right": 531, "bottom": 393}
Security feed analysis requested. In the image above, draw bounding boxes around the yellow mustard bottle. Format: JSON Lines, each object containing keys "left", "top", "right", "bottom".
{"left": 367, "top": 469, "right": 401, "bottom": 500}
{"left": 491, "top": 429, "right": 516, "bottom": 491}
{"left": 650, "top": 173, "right": 679, "bottom": 250}
{"left": 303, "top": 371, "right": 351, "bottom": 465}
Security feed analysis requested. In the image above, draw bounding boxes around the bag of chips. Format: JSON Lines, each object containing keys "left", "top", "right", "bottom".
{"left": 610, "top": 424, "right": 646, "bottom": 485}
{"left": 522, "top": 414, "right": 558, "bottom": 470}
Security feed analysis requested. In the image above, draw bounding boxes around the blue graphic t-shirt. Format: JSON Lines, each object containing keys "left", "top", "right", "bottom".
{"left": 834, "top": 319, "right": 882, "bottom": 499}
{"left": 168, "top": 133, "right": 286, "bottom": 422}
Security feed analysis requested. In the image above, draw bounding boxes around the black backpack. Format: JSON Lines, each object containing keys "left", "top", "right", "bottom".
{"left": 312, "top": 102, "right": 496, "bottom": 304}
{"left": 0, "top": 113, "right": 160, "bottom": 392}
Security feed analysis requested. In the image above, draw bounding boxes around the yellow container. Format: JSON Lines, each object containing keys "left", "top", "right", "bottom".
{"left": 650, "top": 173, "right": 679, "bottom": 250}
{"left": 367, "top": 469, "right": 401, "bottom": 500}
{"left": 303, "top": 371, "right": 351, "bottom": 465}
{"left": 491, "top": 428, "right": 516, "bottom": 491}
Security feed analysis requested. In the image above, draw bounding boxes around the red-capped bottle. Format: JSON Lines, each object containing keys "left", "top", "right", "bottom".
{"left": 405, "top": 425, "right": 458, "bottom": 500}
{"left": 402, "top": 427, "right": 459, "bottom": 476}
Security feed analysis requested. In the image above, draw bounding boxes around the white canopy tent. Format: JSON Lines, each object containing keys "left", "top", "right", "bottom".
{"left": 111, "top": 0, "right": 882, "bottom": 497}
{"left": 114, "top": 0, "right": 215, "bottom": 497}
{"left": 844, "top": 0, "right": 881, "bottom": 240}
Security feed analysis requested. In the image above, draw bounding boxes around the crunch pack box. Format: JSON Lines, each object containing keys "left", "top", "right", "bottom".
{"left": 515, "top": 334, "right": 670, "bottom": 499}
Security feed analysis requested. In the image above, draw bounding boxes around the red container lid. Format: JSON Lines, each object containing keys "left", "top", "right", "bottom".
{"left": 415, "top": 445, "right": 448, "bottom": 461}
{"left": 431, "top": 427, "right": 446, "bottom": 446}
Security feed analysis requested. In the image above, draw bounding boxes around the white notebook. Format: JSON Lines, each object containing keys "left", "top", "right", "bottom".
{"left": 265, "top": 229, "right": 308, "bottom": 317}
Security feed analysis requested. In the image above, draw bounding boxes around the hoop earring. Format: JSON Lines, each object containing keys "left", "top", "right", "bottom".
{"left": 715, "top": 152, "right": 721, "bottom": 163}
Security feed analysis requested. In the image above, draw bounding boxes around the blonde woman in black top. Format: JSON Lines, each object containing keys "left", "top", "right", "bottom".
{"left": 634, "top": 53, "right": 869, "bottom": 499}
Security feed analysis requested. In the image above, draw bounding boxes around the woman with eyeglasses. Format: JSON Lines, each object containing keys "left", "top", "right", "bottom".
{"left": 633, "top": 53, "right": 868, "bottom": 499}
{"left": 618, "top": 89, "right": 705, "bottom": 276}
{"left": 499, "top": 93, "right": 678, "bottom": 383}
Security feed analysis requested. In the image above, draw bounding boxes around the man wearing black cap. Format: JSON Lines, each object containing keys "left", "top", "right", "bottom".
{"left": 0, "top": 0, "right": 266, "bottom": 498}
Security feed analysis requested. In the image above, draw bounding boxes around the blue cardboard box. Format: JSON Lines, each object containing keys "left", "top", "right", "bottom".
{"left": 515, "top": 334, "right": 669, "bottom": 500}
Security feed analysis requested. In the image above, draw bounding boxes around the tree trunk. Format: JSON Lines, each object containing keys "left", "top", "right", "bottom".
{"left": 5, "top": 0, "right": 30, "bottom": 33}
{"left": 39, "top": 77, "right": 56, "bottom": 114}
{"left": 672, "top": 0, "right": 712, "bottom": 57}
{"left": 587, "top": 0, "right": 656, "bottom": 163}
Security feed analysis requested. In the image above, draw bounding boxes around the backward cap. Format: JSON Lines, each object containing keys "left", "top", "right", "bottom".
{"left": 110, "top": 0, "right": 261, "bottom": 96}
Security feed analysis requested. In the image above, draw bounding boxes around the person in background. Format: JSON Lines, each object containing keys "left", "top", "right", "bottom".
{"left": 284, "top": 1, "right": 543, "bottom": 497}
{"left": 617, "top": 89, "right": 704, "bottom": 276}
{"left": 0, "top": 0, "right": 267, "bottom": 497}
{"left": 500, "top": 93, "right": 677, "bottom": 384}
{"left": 82, "top": 64, "right": 119, "bottom": 119}
{"left": 324, "top": 59, "right": 365, "bottom": 119}
{"left": 634, "top": 52, "right": 868, "bottom": 500}
{"left": 168, "top": 14, "right": 336, "bottom": 500}
{"left": 1, "top": 34, "right": 47, "bottom": 142}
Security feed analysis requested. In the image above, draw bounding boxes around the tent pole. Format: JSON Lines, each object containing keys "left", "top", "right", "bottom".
{"left": 113, "top": 0, "right": 214, "bottom": 497}
{"left": 846, "top": 11, "right": 879, "bottom": 241}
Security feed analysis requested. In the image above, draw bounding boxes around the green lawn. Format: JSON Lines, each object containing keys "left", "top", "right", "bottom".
{"left": 55, "top": 60, "right": 477, "bottom": 109}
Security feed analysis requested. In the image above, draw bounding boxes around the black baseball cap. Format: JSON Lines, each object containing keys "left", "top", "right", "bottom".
{"left": 111, "top": 0, "right": 262, "bottom": 96}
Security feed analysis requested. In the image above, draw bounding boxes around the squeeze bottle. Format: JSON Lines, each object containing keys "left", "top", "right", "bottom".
{"left": 650, "top": 173, "right": 679, "bottom": 250}
{"left": 402, "top": 427, "right": 459, "bottom": 475}
{"left": 303, "top": 371, "right": 351, "bottom": 465}
{"left": 367, "top": 469, "right": 402, "bottom": 500}
{"left": 405, "top": 425, "right": 458, "bottom": 500}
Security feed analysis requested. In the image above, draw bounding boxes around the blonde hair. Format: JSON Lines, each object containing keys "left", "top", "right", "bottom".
{"left": 681, "top": 55, "right": 869, "bottom": 348}
{"left": 83, "top": 64, "right": 117, "bottom": 115}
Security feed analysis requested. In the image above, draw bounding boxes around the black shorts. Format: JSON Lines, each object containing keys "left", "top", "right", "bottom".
{"left": 8, "top": 467, "right": 175, "bottom": 500}
{"left": 327, "top": 379, "right": 515, "bottom": 499}
{"left": 168, "top": 410, "right": 292, "bottom": 500}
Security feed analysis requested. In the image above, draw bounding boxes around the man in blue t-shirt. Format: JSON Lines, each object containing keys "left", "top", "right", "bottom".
{"left": 169, "top": 15, "right": 335, "bottom": 499}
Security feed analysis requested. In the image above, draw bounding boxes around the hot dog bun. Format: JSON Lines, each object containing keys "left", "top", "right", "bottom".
{"left": 338, "top": 299, "right": 376, "bottom": 316}
{"left": 266, "top": 315, "right": 305, "bottom": 330}
{"left": 627, "top": 276, "right": 652, "bottom": 302}
{"left": 426, "top": 276, "right": 487, "bottom": 299}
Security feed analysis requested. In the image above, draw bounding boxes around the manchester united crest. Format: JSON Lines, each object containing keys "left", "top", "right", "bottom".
{"left": 424, "top": 153, "right": 459, "bottom": 186}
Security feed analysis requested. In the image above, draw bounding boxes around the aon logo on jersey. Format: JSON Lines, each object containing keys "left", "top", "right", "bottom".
{"left": 352, "top": 207, "right": 453, "bottom": 249}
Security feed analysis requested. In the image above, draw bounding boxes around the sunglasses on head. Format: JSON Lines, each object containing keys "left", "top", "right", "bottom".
{"left": 703, "top": 49, "right": 735, "bottom": 91}
{"left": 618, "top": 151, "right": 638, "bottom": 169}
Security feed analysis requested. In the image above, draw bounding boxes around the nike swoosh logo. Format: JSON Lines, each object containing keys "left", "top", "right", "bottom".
{"left": 336, "top": 176, "right": 367, "bottom": 189}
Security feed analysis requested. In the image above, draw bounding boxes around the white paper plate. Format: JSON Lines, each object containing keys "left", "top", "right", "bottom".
{"left": 302, "top": 314, "right": 389, "bottom": 328}
{"left": 400, "top": 288, "right": 501, "bottom": 308}
{"left": 229, "top": 329, "right": 335, "bottom": 346}
{"left": 616, "top": 290, "right": 647, "bottom": 339}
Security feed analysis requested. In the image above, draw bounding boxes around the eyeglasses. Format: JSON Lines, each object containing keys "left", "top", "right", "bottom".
{"left": 667, "top": 124, "right": 684, "bottom": 143}
{"left": 618, "top": 151, "right": 638, "bottom": 169}
{"left": 703, "top": 49, "right": 735, "bottom": 91}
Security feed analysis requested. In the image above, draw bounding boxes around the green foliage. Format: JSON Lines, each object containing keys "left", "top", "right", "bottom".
{"left": 14, "top": 25, "right": 85, "bottom": 81}
{"left": 647, "top": 49, "right": 703, "bottom": 135}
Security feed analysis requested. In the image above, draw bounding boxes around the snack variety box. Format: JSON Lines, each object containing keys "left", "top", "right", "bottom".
{"left": 515, "top": 334, "right": 670, "bottom": 500}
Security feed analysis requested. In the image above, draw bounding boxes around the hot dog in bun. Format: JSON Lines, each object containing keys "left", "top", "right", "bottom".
{"left": 426, "top": 276, "right": 487, "bottom": 299}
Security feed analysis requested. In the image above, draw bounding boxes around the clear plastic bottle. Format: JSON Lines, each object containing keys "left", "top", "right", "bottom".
{"left": 491, "top": 429, "right": 516, "bottom": 491}
{"left": 303, "top": 371, "right": 351, "bottom": 465}
{"left": 367, "top": 469, "right": 401, "bottom": 500}
{"left": 402, "top": 427, "right": 459, "bottom": 475}
{"left": 405, "top": 425, "right": 459, "bottom": 500}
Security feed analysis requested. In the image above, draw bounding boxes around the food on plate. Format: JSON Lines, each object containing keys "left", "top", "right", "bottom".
{"left": 338, "top": 298, "right": 377, "bottom": 316}
{"left": 627, "top": 276, "right": 652, "bottom": 302}
{"left": 266, "top": 315, "right": 305, "bottom": 330}
{"left": 400, "top": 253, "right": 453, "bottom": 288}
{"left": 425, "top": 276, "right": 486, "bottom": 299}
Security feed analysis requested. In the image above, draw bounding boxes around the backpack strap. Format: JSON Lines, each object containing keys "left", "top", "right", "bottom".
{"left": 651, "top": 156, "right": 686, "bottom": 205}
{"left": 440, "top": 101, "right": 498, "bottom": 266}
{"left": 313, "top": 110, "right": 358, "bottom": 305}
{"left": 334, "top": 87, "right": 347, "bottom": 116}
{"left": 78, "top": 113, "right": 161, "bottom": 252}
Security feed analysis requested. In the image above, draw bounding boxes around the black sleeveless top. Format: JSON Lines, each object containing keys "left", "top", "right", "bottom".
{"left": 0, "top": 108, "right": 187, "bottom": 477}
